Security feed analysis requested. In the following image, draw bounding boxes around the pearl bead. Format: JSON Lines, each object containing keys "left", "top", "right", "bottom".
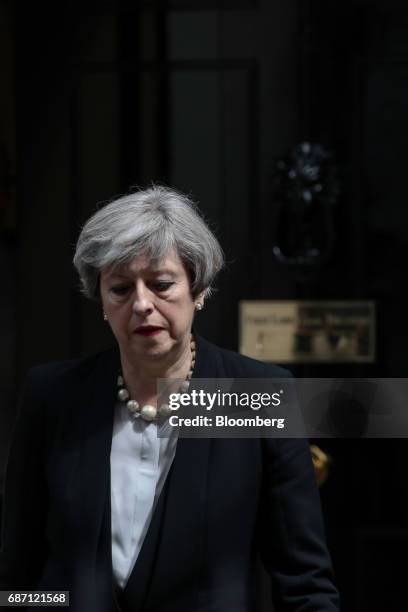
{"left": 158, "top": 403, "right": 172, "bottom": 417}
{"left": 140, "top": 405, "right": 157, "bottom": 421}
{"left": 127, "top": 399, "right": 139, "bottom": 414}
{"left": 118, "top": 388, "right": 129, "bottom": 401}
{"left": 117, "top": 334, "right": 195, "bottom": 421}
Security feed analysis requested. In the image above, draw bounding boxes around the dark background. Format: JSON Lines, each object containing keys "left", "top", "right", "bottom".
{"left": 1, "top": 1, "right": 408, "bottom": 610}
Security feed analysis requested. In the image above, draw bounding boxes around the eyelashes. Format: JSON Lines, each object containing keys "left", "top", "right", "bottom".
{"left": 110, "top": 285, "right": 131, "bottom": 296}
{"left": 109, "top": 281, "right": 175, "bottom": 296}
{"left": 152, "top": 281, "right": 174, "bottom": 292}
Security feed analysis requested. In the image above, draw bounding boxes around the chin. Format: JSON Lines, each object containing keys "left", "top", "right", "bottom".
{"left": 130, "top": 341, "right": 173, "bottom": 359}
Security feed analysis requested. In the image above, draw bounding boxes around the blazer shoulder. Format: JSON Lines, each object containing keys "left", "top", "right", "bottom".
{"left": 24, "top": 346, "right": 118, "bottom": 397}
{"left": 197, "top": 334, "right": 292, "bottom": 379}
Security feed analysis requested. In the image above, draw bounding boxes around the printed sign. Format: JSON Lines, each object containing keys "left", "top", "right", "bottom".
{"left": 239, "top": 301, "right": 375, "bottom": 363}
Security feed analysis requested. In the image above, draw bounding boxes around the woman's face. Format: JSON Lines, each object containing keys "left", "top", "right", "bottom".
{"left": 100, "top": 250, "right": 202, "bottom": 362}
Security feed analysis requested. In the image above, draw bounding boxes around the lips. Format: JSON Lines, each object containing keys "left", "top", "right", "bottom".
{"left": 134, "top": 326, "right": 163, "bottom": 337}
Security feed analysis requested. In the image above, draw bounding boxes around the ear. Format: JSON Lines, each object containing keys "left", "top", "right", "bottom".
{"left": 196, "top": 290, "right": 205, "bottom": 308}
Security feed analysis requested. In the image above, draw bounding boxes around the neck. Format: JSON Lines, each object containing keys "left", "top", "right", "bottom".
{"left": 119, "top": 337, "right": 193, "bottom": 399}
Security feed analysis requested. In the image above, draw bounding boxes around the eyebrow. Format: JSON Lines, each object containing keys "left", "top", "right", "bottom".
{"left": 108, "top": 269, "right": 178, "bottom": 280}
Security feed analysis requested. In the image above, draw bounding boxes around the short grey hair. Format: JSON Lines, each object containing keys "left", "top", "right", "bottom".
{"left": 73, "top": 185, "right": 225, "bottom": 300}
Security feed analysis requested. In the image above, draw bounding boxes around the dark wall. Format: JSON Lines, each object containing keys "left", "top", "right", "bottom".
{"left": 0, "top": 0, "right": 16, "bottom": 504}
{"left": 1, "top": 1, "right": 408, "bottom": 610}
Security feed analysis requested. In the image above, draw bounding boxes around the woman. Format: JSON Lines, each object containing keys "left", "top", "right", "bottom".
{"left": 0, "top": 185, "right": 339, "bottom": 611}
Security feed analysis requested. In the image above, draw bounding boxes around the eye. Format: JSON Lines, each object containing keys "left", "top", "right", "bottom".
{"left": 110, "top": 285, "right": 131, "bottom": 296}
{"left": 152, "top": 281, "right": 174, "bottom": 292}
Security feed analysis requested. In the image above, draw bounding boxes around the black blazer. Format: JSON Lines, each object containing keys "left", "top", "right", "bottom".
{"left": 0, "top": 334, "right": 339, "bottom": 611}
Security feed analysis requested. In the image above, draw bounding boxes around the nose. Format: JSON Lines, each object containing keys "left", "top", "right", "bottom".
{"left": 131, "top": 283, "right": 154, "bottom": 317}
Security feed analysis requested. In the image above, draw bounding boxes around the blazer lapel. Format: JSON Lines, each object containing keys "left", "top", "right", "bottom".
{"left": 142, "top": 333, "right": 216, "bottom": 610}
{"left": 74, "top": 348, "right": 118, "bottom": 536}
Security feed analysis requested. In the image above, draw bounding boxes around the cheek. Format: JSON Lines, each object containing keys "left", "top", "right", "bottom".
{"left": 163, "top": 300, "right": 195, "bottom": 326}
{"left": 181, "top": 303, "right": 196, "bottom": 325}
{"left": 108, "top": 307, "right": 131, "bottom": 333}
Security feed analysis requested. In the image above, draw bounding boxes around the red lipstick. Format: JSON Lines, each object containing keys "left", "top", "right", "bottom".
{"left": 134, "top": 326, "right": 163, "bottom": 337}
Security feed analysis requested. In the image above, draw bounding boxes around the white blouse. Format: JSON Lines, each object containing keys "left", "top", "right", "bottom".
{"left": 110, "top": 403, "right": 178, "bottom": 589}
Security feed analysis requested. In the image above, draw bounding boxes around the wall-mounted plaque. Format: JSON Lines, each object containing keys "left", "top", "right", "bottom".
{"left": 239, "top": 301, "right": 376, "bottom": 363}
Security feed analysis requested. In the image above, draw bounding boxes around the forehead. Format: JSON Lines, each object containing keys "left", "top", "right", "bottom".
{"left": 102, "top": 250, "right": 188, "bottom": 279}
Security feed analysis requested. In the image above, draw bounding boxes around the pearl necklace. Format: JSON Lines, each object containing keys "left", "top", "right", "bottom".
{"left": 116, "top": 336, "right": 196, "bottom": 422}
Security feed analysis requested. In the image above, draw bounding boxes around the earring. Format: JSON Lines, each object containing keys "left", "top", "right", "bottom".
{"left": 103, "top": 312, "right": 108, "bottom": 321}
{"left": 195, "top": 303, "right": 203, "bottom": 311}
